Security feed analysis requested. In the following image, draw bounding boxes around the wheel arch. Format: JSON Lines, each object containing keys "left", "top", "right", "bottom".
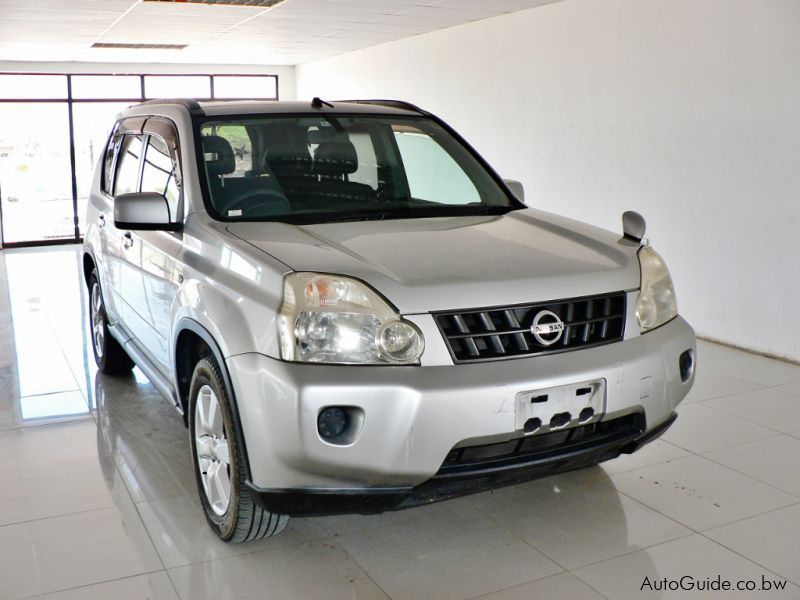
{"left": 173, "top": 318, "right": 253, "bottom": 481}
{"left": 82, "top": 249, "right": 97, "bottom": 286}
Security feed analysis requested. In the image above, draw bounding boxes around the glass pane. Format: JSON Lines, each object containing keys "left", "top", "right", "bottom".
{"left": 114, "top": 135, "right": 144, "bottom": 196}
{"left": 394, "top": 125, "right": 480, "bottom": 204}
{"left": 203, "top": 124, "right": 252, "bottom": 176}
{"left": 73, "top": 102, "right": 129, "bottom": 234}
{"left": 0, "top": 74, "right": 67, "bottom": 99}
{"left": 71, "top": 75, "right": 142, "bottom": 100}
{"left": 144, "top": 75, "right": 210, "bottom": 99}
{"left": 142, "top": 136, "right": 180, "bottom": 221}
{"left": 196, "top": 115, "right": 510, "bottom": 224}
{"left": 0, "top": 103, "right": 74, "bottom": 243}
{"left": 213, "top": 75, "right": 277, "bottom": 99}
{"left": 348, "top": 132, "right": 378, "bottom": 190}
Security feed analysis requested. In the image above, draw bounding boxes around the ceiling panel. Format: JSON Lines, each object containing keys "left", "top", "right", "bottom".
{"left": 0, "top": 0, "right": 563, "bottom": 66}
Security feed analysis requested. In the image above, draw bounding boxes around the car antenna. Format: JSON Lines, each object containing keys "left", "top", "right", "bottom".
{"left": 311, "top": 97, "right": 334, "bottom": 109}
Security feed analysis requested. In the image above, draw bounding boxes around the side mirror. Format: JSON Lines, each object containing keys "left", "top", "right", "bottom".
{"left": 504, "top": 179, "right": 525, "bottom": 204}
{"left": 114, "top": 192, "right": 179, "bottom": 231}
{"left": 622, "top": 210, "right": 646, "bottom": 242}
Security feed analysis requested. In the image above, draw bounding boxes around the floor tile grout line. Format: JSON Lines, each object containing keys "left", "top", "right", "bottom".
{"left": 701, "top": 498, "right": 800, "bottom": 535}
{"left": 601, "top": 445, "right": 698, "bottom": 478}
{"left": 15, "top": 569, "right": 169, "bottom": 600}
{"left": 698, "top": 383, "right": 800, "bottom": 406}
{"left": 609, "top": 455, "right": 800, "bottom": 535}
{"left": 699, "top": 405, "right": 800, "bottom": 435}
{"left": 693, "top": 396, "right": 800, "bottom": 437}
{"left": 17, "top": 389, "right": 82, "bottom": 400}
{"left": 0, "top": 500, "right": 123, "bottom": 531}
{"left": 696, "top": 528, "right": 800, "bottom": 588}
{"left": 465, "top": 572, "right": 613, "bottom": 600}
{"left": 700, "top": 368, "right": 800, "bottom": 389}
{"left": 687, "top": 384, "right": 768, "bottom": 404}
{"left": 496, "top": 513, "right": 571, "bottom": 572}
{"left": 461, "top": 474, "right": 694, "bottom": 590}
{"left": 693, "top": 352, "right": 800, "bottom": 384}
{"left": 0, "top": 500, "right": 119, "bottom": 530}
{"left": 0, "top": 415, "right": 95, "bottom": 433}
{"left": 462, "top": 487, "right": 580, "bottom": 582}
{"left": 124, "top": 479, "right": 172, "bottom": 573}
{"left": 566, "top": 529, "right": 794, "bottom": 594}
{"left": 164, "top": 567, "right": 184, "bottom": 600}
{"left": 149, "top": 521, "right": 338, "bottom": 571}
{"left": 699, "top": 452, "right": 800, "bottom": 501}
{"left": 668, "top": 431, "right": 785, "bottom": 456}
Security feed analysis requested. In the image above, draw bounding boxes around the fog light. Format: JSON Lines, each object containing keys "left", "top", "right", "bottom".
{"left": 317, "top": 407, "right": 348, "bottom": 439}
{"left": 679, "top": 350, "right": 694, "bottom": 382}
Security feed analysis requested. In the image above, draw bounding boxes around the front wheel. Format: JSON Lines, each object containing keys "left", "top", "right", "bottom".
{"left": 188, "top": 356, "right": 288, "bottom": 542}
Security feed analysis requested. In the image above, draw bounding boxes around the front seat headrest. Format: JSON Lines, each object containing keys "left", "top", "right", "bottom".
{"left": 202, "top": 135, "right": 235, "bottom": 176}
{"left": 313, "top": 141, "right": 359, "bottom": 177}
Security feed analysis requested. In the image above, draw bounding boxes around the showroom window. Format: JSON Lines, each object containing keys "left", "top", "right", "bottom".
{"left": 0, "top": 72, "right": 279, "bottom": 247}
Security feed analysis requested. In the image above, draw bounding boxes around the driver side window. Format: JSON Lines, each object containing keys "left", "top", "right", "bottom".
{"left": 141, "top": 135, "right": 181, "bottom": 222}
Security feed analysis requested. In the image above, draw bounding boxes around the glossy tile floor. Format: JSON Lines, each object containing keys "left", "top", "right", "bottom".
{"left": 1, "top": 245, "right": 799, "bottom": 599}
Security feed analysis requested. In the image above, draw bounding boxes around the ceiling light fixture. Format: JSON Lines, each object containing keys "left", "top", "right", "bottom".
{"left": 92, "top": 42, "right": 188, "bottom": 50}
{"left": 142, "top": 0, "right": 286, "bottom": 7}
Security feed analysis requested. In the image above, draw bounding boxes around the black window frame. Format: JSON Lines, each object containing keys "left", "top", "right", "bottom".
{"left": 0, "top": 71, "right": 279, "bottom": 248}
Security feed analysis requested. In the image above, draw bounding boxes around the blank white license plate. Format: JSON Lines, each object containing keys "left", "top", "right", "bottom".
{"left": 515, "top": 379, "right": 606, "bottom": 435}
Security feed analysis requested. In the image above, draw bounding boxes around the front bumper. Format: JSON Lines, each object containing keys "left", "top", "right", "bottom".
{"left": 227, "top": 315, "right": 695, "bottom": 504}
{"left": 247, "top": 411, "right": 677, "bottom": 517}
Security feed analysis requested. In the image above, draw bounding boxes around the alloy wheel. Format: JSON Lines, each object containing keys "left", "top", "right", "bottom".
{"left": 91, "top": 282, "right": 105, "bottom": 359}
{"left": 194, "top": 384, "right": 231, "bottom": 516}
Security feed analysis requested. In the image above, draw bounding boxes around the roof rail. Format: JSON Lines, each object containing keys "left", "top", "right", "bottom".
{"left": 335, "top": 99, "right": 428, "bottom": 115}
{"left": 136, "top": 98, "right": 205, "bottom": 116}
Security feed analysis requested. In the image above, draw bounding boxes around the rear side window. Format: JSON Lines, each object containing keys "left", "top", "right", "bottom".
{"left": 114, "top": 134, "right": 143, "bottom": 196}
{"left": 141, "top": 135, "right": 180, "bottom": 221}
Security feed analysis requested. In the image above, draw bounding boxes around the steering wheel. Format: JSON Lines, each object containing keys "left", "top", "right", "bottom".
{"left": 223, "top": 189, "right": 288, "bottom": 217}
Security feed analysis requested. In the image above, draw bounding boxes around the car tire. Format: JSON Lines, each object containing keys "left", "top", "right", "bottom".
{"left": 188, "top": 356, "right": 288, "bottom": 542}
{"left": 89, "top": 270, "right": 134, "bottom": 374}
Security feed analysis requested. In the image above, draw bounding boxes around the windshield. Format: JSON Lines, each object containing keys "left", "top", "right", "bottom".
{"left": 196, "top": 114, "right": 518, "bottom": 224}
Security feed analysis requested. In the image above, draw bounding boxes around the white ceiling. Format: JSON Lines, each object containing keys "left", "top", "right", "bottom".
{"left": 0, "top": 0, "right": 561, "bottom": 66}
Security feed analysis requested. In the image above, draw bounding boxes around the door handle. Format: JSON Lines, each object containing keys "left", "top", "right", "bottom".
{"left": 97, "top": 214, "right": 105, "bottom": 228}
{"left": 122, "top": 231, "right": 134, "bottom": 249}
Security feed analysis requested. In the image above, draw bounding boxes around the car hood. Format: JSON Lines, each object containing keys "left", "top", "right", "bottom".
{"left": 226, "top": 208, "right": 641, "bottom": 313}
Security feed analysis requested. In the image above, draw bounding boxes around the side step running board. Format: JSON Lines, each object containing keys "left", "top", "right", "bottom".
{"left": 107, "top": 322, "right": 183, "bottom": 415}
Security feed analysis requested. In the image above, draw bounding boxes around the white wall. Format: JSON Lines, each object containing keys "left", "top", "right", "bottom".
{"left": 297, "top": 0, "right": 800, "bottom": 362}
{"left": 0, "top": 61, "right": 295, "bottom": 100}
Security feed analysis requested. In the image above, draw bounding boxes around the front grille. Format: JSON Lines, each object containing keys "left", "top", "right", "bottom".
{"left": 433, "top": 292, "right": 626, "bottom": 363}
{"left": 437, "top": 413, "right": 644, "bottom": 477}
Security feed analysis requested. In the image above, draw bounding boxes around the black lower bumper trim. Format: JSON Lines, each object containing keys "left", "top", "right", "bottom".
{"left": 249, "top": 411, "right": 678, "bottom": 517}
{"left": 619, "top": 411, "right": 677, "bottom": 454}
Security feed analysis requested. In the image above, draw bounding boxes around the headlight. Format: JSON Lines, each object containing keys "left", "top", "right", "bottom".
{"left": 636, "top": 246, "right": 678, "bottom": 332}
{"left": 277, "top": 272, "right": 424, "bottom": 364}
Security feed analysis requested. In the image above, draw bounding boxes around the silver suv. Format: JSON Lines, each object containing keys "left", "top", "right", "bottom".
{"left": 83, "top": 98, "right": 696, "bottom": 542}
